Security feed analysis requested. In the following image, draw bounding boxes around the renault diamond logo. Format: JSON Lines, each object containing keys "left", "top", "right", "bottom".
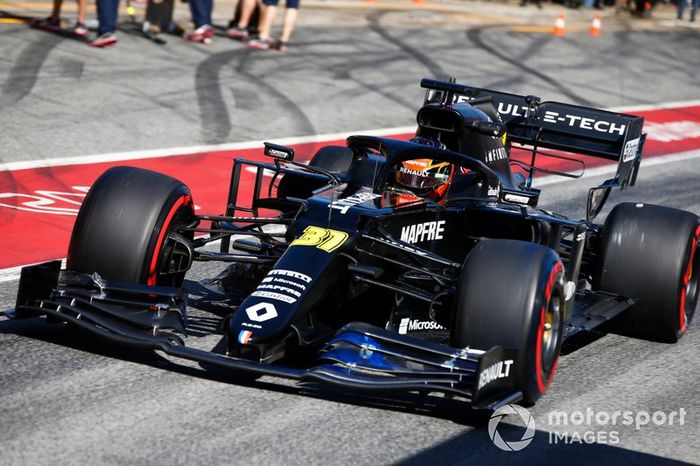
{"left": 245, "top": 302, "right": 278, "bottom": 322}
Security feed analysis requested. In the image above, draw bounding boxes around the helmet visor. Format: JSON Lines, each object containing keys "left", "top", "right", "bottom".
{"left": 396, "top": 159, "right": 451, "bottom": 190}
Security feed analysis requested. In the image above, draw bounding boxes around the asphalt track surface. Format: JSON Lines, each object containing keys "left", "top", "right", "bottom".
{"left": 2, "top": 2, "right": 700, "bottom": 465}
{"left": 1, "top": 0, "right": 699, "bottom": 161}
{"left": 3, "top": 156, "right": 700, "bottom": 466}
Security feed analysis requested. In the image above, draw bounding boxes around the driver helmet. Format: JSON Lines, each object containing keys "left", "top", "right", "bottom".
{"left": 395, "top": 137, "right": 453, "bottom": 200}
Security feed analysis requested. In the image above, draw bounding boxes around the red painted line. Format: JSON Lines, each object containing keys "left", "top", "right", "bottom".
{"left": 1, "top": 105, "right": 700, "bottom": 270}
{"left": 0, "top": 140, "right": 352, "bottom": 270}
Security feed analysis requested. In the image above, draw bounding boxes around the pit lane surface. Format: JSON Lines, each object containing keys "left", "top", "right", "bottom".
{"left": 2, "top": 2, "right": 700, "bottom": 465}
{"left": 1, "top": 101, "right": 699, "bottom": 271}
{"left": 2, "top": 157, "right": 699, "bottom": 465}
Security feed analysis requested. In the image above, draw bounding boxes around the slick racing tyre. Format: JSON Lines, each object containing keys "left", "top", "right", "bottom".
{"left": 453, "top": 239, "right": 565, "bottom": 405}
{"left": 67, "top": 166, "right": 195, "bottom": 287}
{"left": 276, "top": 146, "right": 353, "bottom": 199}
{"left": 599, "top": 203, "right": 700, "bottom": 342}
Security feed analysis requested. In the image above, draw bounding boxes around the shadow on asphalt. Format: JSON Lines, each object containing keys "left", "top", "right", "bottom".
{"left": 394, "top": 423, "right": 694, "bottom": 466}
{"left": 2, "top": 315, "right": 693, "bottom": 465}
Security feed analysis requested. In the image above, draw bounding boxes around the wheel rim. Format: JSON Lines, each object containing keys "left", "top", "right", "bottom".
{"left": 541, "top": 292, "right": 562, "bottom": 372}
{"left": 147, "top": 195, "right": 193, "bottom": 286}
{"left": 687, "top": 259, "right": 699, "bottom": 308}
{"left": 681, "top": 230, "right": 700, "bottom": 333}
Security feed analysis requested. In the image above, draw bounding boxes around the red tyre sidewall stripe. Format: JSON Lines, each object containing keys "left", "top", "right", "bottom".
{"left": 535, "top": 260, "right": 564, "bottom": 394}
{"left": 147, "top": 195, "right": 192, "bottom": 286}
{"left": 679, "top": 224, "right": 700, "bottom": 334}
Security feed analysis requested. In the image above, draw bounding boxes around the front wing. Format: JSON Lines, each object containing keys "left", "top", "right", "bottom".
{"left": 9, "top": 261, "right": 522, "bottom": 411}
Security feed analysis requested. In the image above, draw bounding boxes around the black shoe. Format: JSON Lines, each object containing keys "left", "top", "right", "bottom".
{"left": 34, "top": 17, "right": 61, "bottom": 29}
{"left": 73, "top": 22, "right": 89, "bottom": 36}
{"left": 271, "top": 39, "right": 288, "bottom": 52}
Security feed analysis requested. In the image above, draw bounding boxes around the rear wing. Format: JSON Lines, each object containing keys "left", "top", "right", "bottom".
{"left": 421, "top": 79, "right": 646, "bottom": 190}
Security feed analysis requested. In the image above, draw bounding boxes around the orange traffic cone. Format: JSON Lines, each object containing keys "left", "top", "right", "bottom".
{"left": 552, "top": 13, "right": 566, "bottom": 37}
{"left": 589, "top": 14, "right": 602, "bottom": 36}
{"left": 413, "top": 0, "right": 426, "bottom": 4}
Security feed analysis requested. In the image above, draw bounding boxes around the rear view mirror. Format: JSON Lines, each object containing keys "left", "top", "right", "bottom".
{"left": 264, "top": 142, "right": 295, "bottom": 161}
{"left": 471, "top": 120, "right": 506, "bottom": 138}
{"left": 586, "top": 179, "right": 617, "bottom": 222}
{"left": 500, "top": 187, "right": 540, "bottom": 207}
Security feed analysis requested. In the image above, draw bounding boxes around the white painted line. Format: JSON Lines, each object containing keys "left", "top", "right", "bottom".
{"left": 0, "top": 259, "right": 65, "bottom": 284}
{"left": 4, "top": 100, "right": 700, "bottom": 174}
{"left": 608, "top": 99, "right": 700, "bottom": 114}
{"left": 2, "top": 100, "right": 699, "bottom": 173}
{"left": 0, "top": 126, "right": 417, "bottom": 172}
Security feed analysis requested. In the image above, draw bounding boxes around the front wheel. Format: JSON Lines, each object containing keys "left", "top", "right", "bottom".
{"left": 67, "top": 166, "right": 196, "bottom": 286}
{"left": 453, "top": 239, "right": 565, "bottom": 405}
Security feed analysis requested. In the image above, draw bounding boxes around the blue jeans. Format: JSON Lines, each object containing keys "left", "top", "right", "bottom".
{"left": 97, "top": 0, "right": 120, "bottom": 34}
{"left": 678, "top": 0, "right": 698, "bottom": 21}
{"left": 263, "top": 0, "right": 301, "bottom": 8}
{"left": 189, "top": 0, "right": 213, "bottom": 28}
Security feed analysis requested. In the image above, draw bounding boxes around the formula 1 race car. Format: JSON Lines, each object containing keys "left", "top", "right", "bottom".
{"left": 10, "top": 78, "right": 699, "bottom": 410}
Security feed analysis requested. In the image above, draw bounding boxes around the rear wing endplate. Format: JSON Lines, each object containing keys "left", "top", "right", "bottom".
{"left": 421, "top": 79, "right": 646, "bottom": 189}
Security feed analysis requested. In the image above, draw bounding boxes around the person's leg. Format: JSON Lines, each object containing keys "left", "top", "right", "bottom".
{"left": 677, "top": 0, "right": 686, "bottom": 19}
{"left": 50, "top": 0, "right": 64, "bottom": 20}
{"left": 257, "top": 0, "right": 277, "bottom": 40}
{"left": 91, "top": 0, "right": 119, "bottom": 44}
{"left": 690, "top": 0, "right": 698, "bottom": 21}
{"left": 76, "top": 0, "right": 86, "bottom": 23}
{"left": 70, "top": 0, "right": 88, "bottom": 34}
{"left": 97, "top": 0, "right": 119, "bottom": 34}
{"left": 278, "top": 7, "right": 297, "bottom": 43}
{"left": 107, "top": 0, "right": 120, "bottom": 33}
{"left": 228, "top": 0, "right": 258, "bottom": 38}
{"left": 185, "top": 0, "right": 214, "bottom": 40}
{"left": 247, "top": 0, "right": 277, "bottom": 48}
{"left": 202, "top": 0, "right": 213, "bottom": 26}
{"left": 189, "top": 0, "right": 205, "bottom": 28}
{"left": 190, "top": 0, "right": 213, "bottom": 28}
{"left": 614, "top": 0, "right": 624, "bottom": 14}
{"left": 238, "top": 0, "right": 258, "bottom": 28}
{"left": 256, "top": 3, "right": 268, "bottom": 30}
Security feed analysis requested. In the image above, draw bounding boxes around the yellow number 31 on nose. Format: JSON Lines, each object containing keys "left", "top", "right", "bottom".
{"left": 291, "top": 226, "right": 349, "bottom": 253}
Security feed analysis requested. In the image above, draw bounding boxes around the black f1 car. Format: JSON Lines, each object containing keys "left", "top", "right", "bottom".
{"left": 11, "top": 78, "right": 699, "bottom": 410}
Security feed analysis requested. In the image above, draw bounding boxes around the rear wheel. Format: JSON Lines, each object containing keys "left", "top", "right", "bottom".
{"left": 599, "top": 203, "right": 700, "bottom": 342}
{"left": 453, "top": 239, "right": 565, "bottom": 405}
{"left": 67, "top": 166, "right": 195, "bottom": 286}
